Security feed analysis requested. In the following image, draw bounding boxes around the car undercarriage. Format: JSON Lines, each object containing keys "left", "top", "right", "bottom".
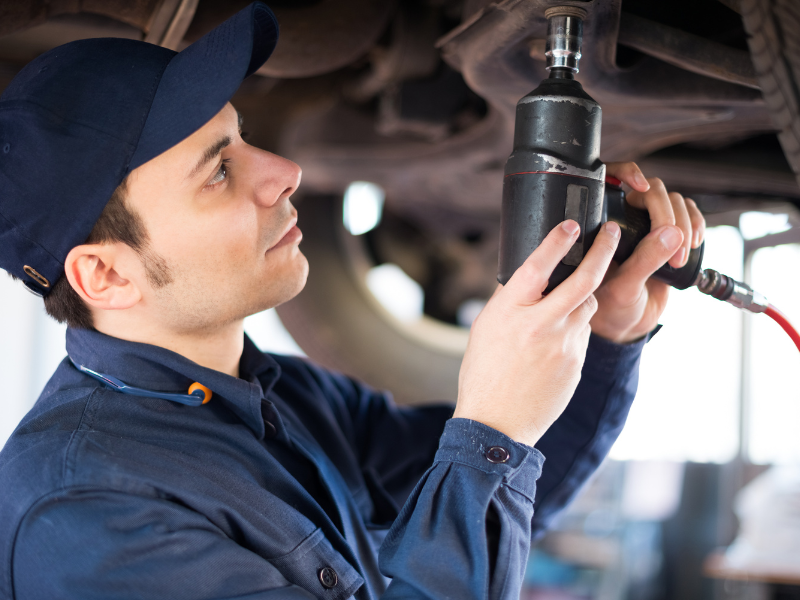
{"left": 1, "top": 0, "right": 798, "bottom": 402}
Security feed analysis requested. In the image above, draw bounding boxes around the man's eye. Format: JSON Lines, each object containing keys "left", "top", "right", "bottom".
{"left": 207, "top": 160, "right": 229, "bottom": 186}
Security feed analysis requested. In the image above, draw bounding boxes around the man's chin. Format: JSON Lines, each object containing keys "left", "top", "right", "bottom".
{"left": 245, "top": 254, "right": 309, "bottom": 318}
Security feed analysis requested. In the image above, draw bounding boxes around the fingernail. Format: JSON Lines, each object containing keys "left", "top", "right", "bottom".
{"left": 605, "top": 221, "right": 620, "bottom": 238}
{"left": 693, "top": 230, "right": 701, "bottom": 248}
{"left": 675, "top": 248, "right": 686, "bottom": 265}
{"left": 659, "top": 227, "right": 681, "bottom": 250}
{"left": 562, "top": 220, "right": 580, "bottom": 235}
{"left": 634, "top": 172, "right": 650, "bottom": 190}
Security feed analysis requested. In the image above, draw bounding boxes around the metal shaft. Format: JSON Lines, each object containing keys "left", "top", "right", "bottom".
{"left": 545, "top": 7, "right": 587, "bottom": 74}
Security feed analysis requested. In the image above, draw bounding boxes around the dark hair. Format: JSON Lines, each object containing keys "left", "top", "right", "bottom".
{"left": 41, "top": 178, "right": 172, "bottom": 329}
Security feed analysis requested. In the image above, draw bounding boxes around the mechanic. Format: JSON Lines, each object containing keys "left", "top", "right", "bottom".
{"left": 0, "top": 3, "right": 705, "bottom": 599}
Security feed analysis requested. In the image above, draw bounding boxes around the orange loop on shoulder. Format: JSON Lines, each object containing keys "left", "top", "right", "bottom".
{"left": 188, "top": 382, "right": 213, "bottom": 404}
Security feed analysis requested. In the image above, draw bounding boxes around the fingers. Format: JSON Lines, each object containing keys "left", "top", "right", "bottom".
{"left": 503, "top": 220, "right": 581, "bottom": 306}
{"left": 603, "top": 224, "right": 683, "bottom": 302}
{"left": 608, "top": 164, "right": 705, "bottom": 258}
{"left": 625, "top": 177, "right": 676, "bottom": 233}
{"left": 544, "top": 221, "right": 620, "bottom": 314}
{"left": 686, "top": 198, "right": 705, "bottom": 248}
{"left": 669, "top": 191, "right": 692, "bottom": 268}
{"left": 606, "top": 161, "right": 650, "bottom": 193}
{"left": 569, "top": 293, "right": 599, "bottom": 325}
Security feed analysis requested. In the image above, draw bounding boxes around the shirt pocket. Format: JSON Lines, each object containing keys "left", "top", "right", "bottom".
{"left": 269, "top": 528, "right": 364, "bottom": 600}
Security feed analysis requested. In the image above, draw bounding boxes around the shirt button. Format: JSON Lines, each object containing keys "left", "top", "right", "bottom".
{"left": 263, "top": 419, "right": 277, "bottom": 439}
{"left": 318, "top": 566, "right": 338, "bottom": 589}
{"left": 485, "top": 446, "right": 510, "bottom": 464}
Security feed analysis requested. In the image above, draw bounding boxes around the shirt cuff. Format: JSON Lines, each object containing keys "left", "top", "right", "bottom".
{"left": 434, "top": 418, "right": 545, "bottom": 502}
{"left": 584, "top": 331, "right": 647, "bottom": 374}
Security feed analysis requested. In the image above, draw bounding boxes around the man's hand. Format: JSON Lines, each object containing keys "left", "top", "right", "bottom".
{"left": 590, "top": 162, "right": 706, "bottom": 344}
{"left": 454, "top": 220, "right": 621, "bottom": 448}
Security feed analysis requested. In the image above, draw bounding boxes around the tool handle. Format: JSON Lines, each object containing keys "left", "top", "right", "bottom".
{"left": 604, "top": 182, "right": 703, "bottom": 290}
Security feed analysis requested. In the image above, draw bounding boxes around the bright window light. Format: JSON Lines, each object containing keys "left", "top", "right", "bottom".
{"left": 457, "top": 299, "right": 486, "bottom": 328}
{"left": 739, "top": 212, "right": 790, "bottom": 240}
{"left": 244, "top": 308, "right": 306, "bottom": 357}
{"left": 748, "top": 244, "right": 800, "bottom": 464}
{"left": 610, "top": 226, "right": 743, "bottom": 463}
{"left": 366, "top": 263, "right": 424, "bottom": 323}
{"left": 343, "top": 181, "right": 385, "bottom": 236}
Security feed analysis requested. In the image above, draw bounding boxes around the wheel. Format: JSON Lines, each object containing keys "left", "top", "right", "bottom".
{"left": 742, "top": 0, "right": 800, "bottom": 187}
{"left": 276, "top": 194, "right": 471, "bottom": 405}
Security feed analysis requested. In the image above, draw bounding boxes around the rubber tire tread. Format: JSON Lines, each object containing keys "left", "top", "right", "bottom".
{"left": 742, "top": 0, "right": 800, "bottom": 186}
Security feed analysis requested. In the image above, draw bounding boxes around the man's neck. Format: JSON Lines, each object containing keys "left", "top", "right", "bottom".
{"left": 93, "top": 317, "right": 245, "bottom": 378}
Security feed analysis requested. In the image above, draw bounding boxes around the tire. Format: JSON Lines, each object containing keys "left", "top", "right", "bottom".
{"left": 276, "top": 195, "right": 468, "bottom": 406}
{"left": 742, "top": 0, "right": 800, "bottom": 187}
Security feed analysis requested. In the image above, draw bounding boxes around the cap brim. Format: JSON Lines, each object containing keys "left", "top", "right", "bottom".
{"left": 129, "top": 1, "right": 278, "bottom": 171}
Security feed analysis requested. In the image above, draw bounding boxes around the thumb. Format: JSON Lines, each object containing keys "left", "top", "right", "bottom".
{"left": 610, "top": 225, "right": 683, "bottom": 297}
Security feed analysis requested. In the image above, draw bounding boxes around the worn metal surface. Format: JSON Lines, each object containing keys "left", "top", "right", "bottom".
{"left": 0, "top": 0, "right": 162, "bottom": 37}
{"left": 144, "top": 0, "right": 199, "bottom": 50}
{"left": 617, "top": 12, "right": 759, "bottom": 89}
{"left": 0, "top": 0, "right": 796, "bottom": 267}
{"left": 186, "top": 0, "right": 395, "bottom": 79}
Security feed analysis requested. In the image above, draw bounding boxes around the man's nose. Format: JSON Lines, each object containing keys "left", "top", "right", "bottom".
{"left": 252, "top": 150, "right": 302, "bottom": 208}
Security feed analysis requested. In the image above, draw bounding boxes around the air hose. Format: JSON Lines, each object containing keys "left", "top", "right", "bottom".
{"left": 695, "top": 269, "right": 800, "bottom": 353}
{"left": 765, "top": 305, "right": 800, "bottom": 353}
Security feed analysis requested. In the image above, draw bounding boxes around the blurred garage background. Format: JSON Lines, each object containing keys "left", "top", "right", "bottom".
{"left": 2, "top": 0, "right": 800, "bottom": 597}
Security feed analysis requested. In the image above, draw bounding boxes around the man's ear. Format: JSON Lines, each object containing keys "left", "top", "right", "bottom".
{"left": 64, "top": 243, "right": 143, "bottom": 311}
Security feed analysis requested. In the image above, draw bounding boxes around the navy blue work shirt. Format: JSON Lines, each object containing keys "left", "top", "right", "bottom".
{"left": 0, "top": 327, "right": 645, "bottom": 599}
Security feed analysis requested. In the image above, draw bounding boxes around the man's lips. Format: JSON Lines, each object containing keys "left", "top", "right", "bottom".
{"left": 268, "top": 218, "right": 302, "bottom": 251}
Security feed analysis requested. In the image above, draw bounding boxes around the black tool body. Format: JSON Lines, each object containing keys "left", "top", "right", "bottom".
{"left": 498, "top": 76, "right": 703, "bottom": 292}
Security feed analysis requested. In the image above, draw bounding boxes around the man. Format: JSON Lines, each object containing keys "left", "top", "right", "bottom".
{"left": 0, "top": 3, "right": 705, "bottom": 599}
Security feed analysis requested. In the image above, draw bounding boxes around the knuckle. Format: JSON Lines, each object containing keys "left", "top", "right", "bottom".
{"left": 605, "top": 285, "right": 629, "bottom": 309}
{"left": 649, "top": 177, "right": 666, "bottom": 193}
{"left": 575, "top": 269, "right": 602, "bottom": 295}
{"left": 583, "top": 294, "right": 598, "bottom": 315}
{"left": 601, "top": 234, "right": 619, "bottom": 254}
{"left": 518, "top": 261, "right": 547, "bottom": 289}
{"left": 668, "top": 191, "right": 684, "bottom": 204}
{"left": 635, "top": 239, "right": 664, "bottom": 266}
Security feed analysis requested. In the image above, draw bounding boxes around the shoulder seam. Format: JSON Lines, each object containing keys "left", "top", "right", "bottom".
{"left": 62, "top": 387, "right": 100, "bottom": 485}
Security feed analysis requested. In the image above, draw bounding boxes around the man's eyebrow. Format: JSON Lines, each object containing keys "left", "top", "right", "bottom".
{"left": 187, "top": 135, "right": 232, "bottom": 180}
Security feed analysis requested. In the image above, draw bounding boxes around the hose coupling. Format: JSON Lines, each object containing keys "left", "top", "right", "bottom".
{"left": 695, "top": 268, "right": 769, "bottom": 313}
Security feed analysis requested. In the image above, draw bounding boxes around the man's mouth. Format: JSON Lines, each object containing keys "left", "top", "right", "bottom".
{"left": 268, "top": 217, "right": 302, "bottom": 252}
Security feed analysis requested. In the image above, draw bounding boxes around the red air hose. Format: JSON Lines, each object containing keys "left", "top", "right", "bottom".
{"left": 765, "top": 305, "right": 800, "bottom": 353}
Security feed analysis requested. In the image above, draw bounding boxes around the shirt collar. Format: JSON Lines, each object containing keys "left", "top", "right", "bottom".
{"left": 66, "top": 327, "right": 281, "bottom": 438}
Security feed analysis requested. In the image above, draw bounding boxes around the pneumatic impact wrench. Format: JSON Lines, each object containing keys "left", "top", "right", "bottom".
{"left": 497, "top": 6, "right": 704, "bottom": 293}
{"left": 496, "top": 7, "right": 800, "bottom": 351}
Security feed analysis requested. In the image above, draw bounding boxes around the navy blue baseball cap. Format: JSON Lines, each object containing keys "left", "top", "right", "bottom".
{"left": 0, "top": 2, "right": 278, "bottom": 296}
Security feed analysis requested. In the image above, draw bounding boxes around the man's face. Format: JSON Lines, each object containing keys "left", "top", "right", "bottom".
{"left": 123, "top": 102, "right": 307, "bottom": 333}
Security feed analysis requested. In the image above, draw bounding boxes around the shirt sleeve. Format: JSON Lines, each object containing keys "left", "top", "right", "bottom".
{"left": 13, "top": 492, "right": 319, "bottom": 600}
{"left": 379, "top": 418, "right": 544, "bottom": 600}
{"left": 531, "top": 332, "right": 646, "bottom": 538}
